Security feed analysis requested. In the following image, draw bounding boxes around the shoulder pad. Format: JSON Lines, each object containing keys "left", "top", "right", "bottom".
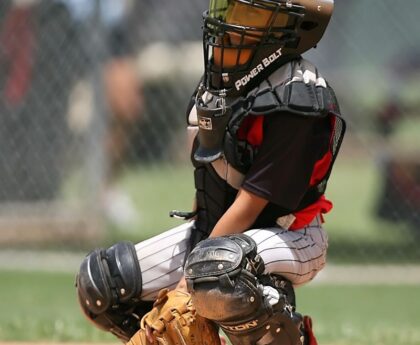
{"left": 249, "top": 58, "right": 340, "bottom": 117}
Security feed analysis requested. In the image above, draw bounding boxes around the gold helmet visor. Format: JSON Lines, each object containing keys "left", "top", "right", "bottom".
{"left": 209, "top": 0, "right": 290, "bottom": 30}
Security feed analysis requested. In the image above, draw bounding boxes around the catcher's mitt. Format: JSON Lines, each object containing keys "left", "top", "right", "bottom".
{"left": 127, "top": 288, "right": 221, "bottom": 345}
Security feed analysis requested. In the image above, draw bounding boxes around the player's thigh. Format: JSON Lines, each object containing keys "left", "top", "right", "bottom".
{"left": 245, "top": 219, "right": 328, "bottom": 286}
{"left": 135, "top": 221, "right": 193, "bottom": 300}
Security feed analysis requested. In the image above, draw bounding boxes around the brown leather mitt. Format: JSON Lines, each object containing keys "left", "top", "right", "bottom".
{"left": 127, "top": 288, "right": 221, "bottom": 345}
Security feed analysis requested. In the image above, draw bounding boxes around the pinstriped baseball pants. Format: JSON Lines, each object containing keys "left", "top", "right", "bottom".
{"left": 135, "top": 216, "right": 328, "bottom": 301}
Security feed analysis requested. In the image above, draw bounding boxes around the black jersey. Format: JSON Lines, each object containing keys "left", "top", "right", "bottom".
{"left": 189, "top": 58, "right": 345, "bottom": 244}
{"left": 243, "top": 113, "right": 332, "bottom": 211}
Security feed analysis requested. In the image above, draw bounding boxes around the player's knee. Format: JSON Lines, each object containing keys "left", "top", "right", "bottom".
{"left": 77, "top": 241, "right": 142, "bottom": 311}
{"left": 184, "top": 234, "right": 303, "bottom": 345}
{"left": 185, "top": 234, "right": 263, "bottom": 320}
{"left": 76, "top": 241, "right": 150, "bottom": 341}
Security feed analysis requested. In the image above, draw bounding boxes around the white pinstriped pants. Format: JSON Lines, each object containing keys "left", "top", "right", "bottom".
{"left": 135, "top": 216, "right": 328, "bottom": 301}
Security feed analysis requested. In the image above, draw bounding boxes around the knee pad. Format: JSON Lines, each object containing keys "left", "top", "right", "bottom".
{"left": 76, "top": 241, "right": 153, "bottom": 342}
{"left": 185, "top": 234, "right": 303, "bottom": 345}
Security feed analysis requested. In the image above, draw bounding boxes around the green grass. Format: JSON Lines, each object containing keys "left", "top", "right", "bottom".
{"left": 1, "top": 270, "right": 419, "bottom": 344}
{"left": 326, "top": 159, "right": 408, "bottom": 242}
{"left": 0, "top": 270, "right": 115, "bottom": 342}
{"left": 324, "top": 158, "right": 420, "bottom": 262}
{"left": 297, "top": 284, "right": 420, "bottom": 345}
{"left": 104, "top": 163, "right": 195, "bottom": 244}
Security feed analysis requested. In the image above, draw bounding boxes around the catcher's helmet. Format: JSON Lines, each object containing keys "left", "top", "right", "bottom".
{"left": 202, "top": 0, "right": 334, "bottom": 94}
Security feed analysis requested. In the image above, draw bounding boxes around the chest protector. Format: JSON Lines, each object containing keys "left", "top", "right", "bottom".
{"left": 188, "top": 58, "right": 345, "bottom": 241}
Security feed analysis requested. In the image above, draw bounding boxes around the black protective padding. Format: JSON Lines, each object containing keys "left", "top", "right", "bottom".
{"left": 77, "top": 241, "right": 142, "bottom": 314}
{"left": 191, "top": 162, "right": 238, "bottom": 243}
{"left": 77, "top": 248, "right": 112, "bottom": 314}
{"left": 185, "top": 234, "right": 303, "bottom": 345}
{"left": 76, "top": 241, "right": 152, "bottom": 342}
{"left": 186, "top": 236, "right": 243, "bottom": 279}
{"left": 194, "top": 99, "right": 233, "bottom": 163}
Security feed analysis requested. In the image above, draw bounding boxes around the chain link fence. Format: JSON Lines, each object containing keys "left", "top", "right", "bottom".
{"left": 0, "top": 0, "right": 419, "bottom": 262}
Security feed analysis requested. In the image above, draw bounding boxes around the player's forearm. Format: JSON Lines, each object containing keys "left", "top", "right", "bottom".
{"left": 209, "top": 188, "right": 268, "bottom": 238}
{"left": 209, "top": 210, "right": 253, "bottom": 237}
{"left": 176, "top": 276, "right": 188, "bottom": 292}
{"left": 177, "top": 189, "right": 267, "bottom": 291}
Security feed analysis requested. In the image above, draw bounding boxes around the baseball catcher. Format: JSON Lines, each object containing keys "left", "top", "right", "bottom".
{"left": 76, "top": 1, "right": 346, "bottom": 344}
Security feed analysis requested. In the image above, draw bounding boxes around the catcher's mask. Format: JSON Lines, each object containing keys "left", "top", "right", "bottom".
{"left": 203, "top": 0, "right": 334, "bottom": 95}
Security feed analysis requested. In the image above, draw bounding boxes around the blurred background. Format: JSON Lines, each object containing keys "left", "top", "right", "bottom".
{"left": 0, "top": 0, "right": 419, "bottom": 344}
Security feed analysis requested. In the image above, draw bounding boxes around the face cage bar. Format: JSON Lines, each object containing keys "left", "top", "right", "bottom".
{"left": 202, "top": 1, "right": 306, "bottom": 93}
{"left": 202, "top": 11, "right": 299, "bottom": 77}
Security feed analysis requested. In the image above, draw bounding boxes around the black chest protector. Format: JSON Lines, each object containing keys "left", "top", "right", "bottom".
{"left": 189, "top": 58, "right": 345, "bottom": 242}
